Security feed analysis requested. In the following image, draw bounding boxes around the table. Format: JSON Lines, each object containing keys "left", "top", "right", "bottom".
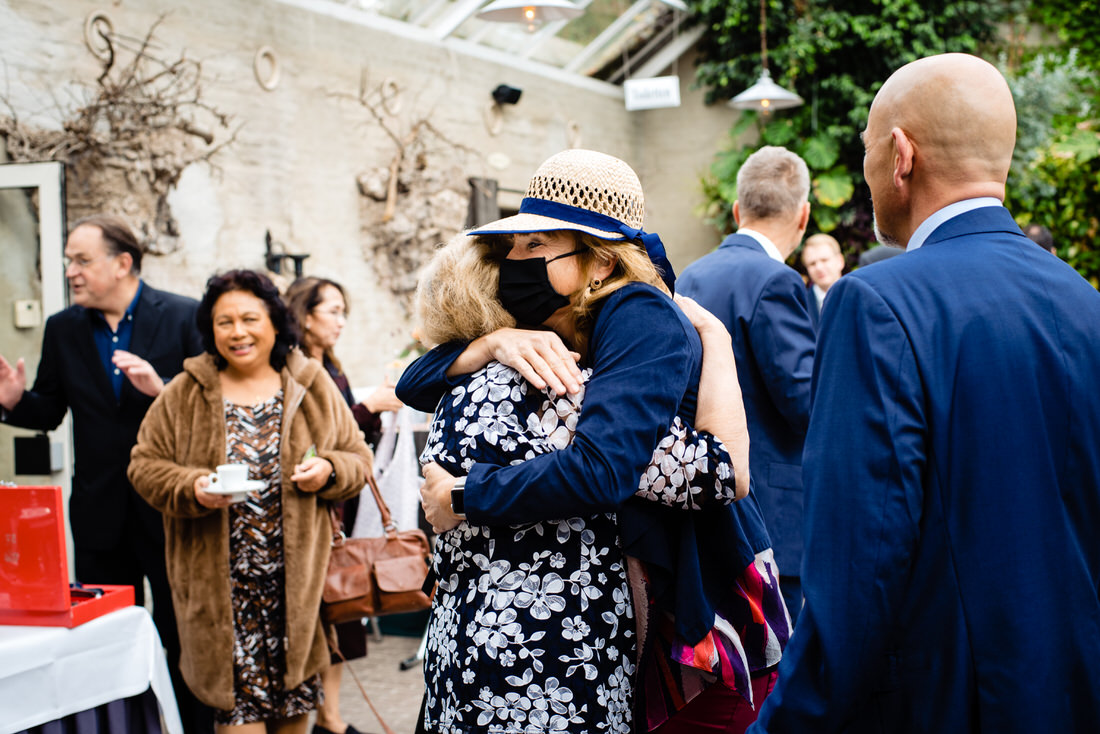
{"left": 0, "top": 606, "right": 182, "bottom": 734}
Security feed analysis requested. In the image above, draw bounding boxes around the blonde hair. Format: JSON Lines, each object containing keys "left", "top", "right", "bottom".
{"left": 802, "top": 233, "right": 842, "bottom": 258}
{"left": 414, "top": 230, "right": 668, "bottom": 355}
{"left": 737, "top": 146, "right": 810, "bottom": 221}
{"left": 569, "top": 232, "right": 668, "bottom": 354}
{"left": 415, "top": 233, "right": 515, "bottom": 347}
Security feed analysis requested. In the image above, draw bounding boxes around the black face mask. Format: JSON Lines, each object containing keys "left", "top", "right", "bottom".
{"left": 497, "top": 250, "right": 583, "bottom": 326}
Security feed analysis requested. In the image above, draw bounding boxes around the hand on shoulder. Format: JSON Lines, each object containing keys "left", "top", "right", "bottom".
{"left": 465, "top": 328, "right": 582, "bottom": 397}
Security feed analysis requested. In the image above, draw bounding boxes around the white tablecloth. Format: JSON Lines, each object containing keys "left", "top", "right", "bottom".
{"left": 0, "top": 606, "right": 182, "bottom": 734}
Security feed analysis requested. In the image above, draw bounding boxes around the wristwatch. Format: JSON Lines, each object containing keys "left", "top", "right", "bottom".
{"left": 450, "top": 475, "right": 467, "bottom": 519}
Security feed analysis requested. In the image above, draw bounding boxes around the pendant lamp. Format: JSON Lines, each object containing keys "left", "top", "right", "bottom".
{"left": 729, "top": 0, "right": 803, "bottom": 112}
{"left": 477, "top": 0, "right": 584, "bottom": 31}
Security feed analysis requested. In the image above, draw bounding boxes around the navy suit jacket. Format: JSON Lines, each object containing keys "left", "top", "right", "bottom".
{"left": 678, "top": 233, "right": 815, "bottom": 574}
{"left": 752, "top": 206, "right": 1100, "bottom": 732}
{"left": 3, "top": 284, "right": 202, "bottom": 549}
{"left": 805, "top": 283, "right": 821, "bottom": 329}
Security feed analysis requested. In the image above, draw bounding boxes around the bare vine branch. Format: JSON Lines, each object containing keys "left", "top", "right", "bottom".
{"left": 334, "top": 75, "right": 482, "bottom": 312}
{"left": 0, "top": 14, "right": 238, "bottom": 254}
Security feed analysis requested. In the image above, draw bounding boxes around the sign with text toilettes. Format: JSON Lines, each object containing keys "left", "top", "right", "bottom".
{"left": 624, "top": 76, "right": 681, "bottom": 111}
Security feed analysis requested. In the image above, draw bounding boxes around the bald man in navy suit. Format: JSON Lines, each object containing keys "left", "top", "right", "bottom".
{"left": 751, "top": 53, "right": 1100, "bottom": 733}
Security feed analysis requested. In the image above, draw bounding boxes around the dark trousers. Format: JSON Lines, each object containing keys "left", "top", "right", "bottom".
{"left": 74, "top": 508, "right": 214, "bottom": 734}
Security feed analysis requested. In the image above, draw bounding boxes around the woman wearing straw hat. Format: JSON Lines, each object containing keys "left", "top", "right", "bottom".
{"left": 399, "top": 150, "right": 790, "bottom": 732}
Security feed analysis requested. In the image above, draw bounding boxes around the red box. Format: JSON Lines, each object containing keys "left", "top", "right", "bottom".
{"left": 0, "top": 486, "right": 134, "bottom": 627}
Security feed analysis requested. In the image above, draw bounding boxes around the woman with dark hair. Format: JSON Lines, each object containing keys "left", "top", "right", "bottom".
{"left": 284, "top": 277, "right": 404, "bottom": 450}
{"left": 130, "top": 269, "right": 372, "bottom": 734}
{"left": 284, "top": 276, "right": 404, "bottom": 734}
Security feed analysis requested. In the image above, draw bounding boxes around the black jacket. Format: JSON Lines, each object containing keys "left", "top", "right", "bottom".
{"left": 3, "top": 283, "right": 203, "bottom": 548}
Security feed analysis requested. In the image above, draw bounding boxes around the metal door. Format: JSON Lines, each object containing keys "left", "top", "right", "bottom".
{"left": 0, "top": 161, "right": 73, "bottom": 565}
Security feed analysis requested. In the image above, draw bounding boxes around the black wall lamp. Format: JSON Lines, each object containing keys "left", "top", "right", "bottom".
{"left": 264, "top": 230, "right": 310, "bottom": 278}
{"left": 492, "top": 84, "right": 523, "bottom": 106}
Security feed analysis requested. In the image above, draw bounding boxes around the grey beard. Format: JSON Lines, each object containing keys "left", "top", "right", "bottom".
{"left": 872, "top": 216, "right": 905, "bottom": 250}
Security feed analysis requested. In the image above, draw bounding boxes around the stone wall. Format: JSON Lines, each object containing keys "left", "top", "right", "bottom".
{"left": 0, "top": 0, "right": 735, "bottom": 386}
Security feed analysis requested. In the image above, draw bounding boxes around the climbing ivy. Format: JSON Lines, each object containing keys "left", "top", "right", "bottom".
{"left": 689, "top": 0, "right": 1001, "bottom": 262}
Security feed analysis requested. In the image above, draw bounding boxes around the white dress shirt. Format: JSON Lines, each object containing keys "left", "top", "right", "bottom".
{"left": 906, "top": 198, "right": 1004, "bottom": 252}
{"left": 812, "top": 284, "right": 828, "bottom": 312}
{"left": 737, "top": 228, "right": 785, "bottom": 263}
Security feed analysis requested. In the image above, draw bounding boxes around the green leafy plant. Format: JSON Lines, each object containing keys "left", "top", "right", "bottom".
{"left": 689, "top": 0, "right": 1001, "bottom": 260}
{"left": 1001, "top": 30, "right": 1100, "bottom": 285}
{"left": 699, "top": 115, "right": 854, "bottom": 236}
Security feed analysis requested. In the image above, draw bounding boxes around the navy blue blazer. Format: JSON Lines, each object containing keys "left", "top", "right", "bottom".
{"left": 752, "top": 206, "right": 1100, "bottom": 732}
{"left": 3, "top": 284, "right": 202, "bottom": 549}
{"left": 678, "top": 234, "right": 816, "bottom": 575}
{"left": 805, "top": 283, "right": 821, "bottom": 329}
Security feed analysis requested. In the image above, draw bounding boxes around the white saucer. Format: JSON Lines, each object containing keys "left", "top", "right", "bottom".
{"left": 206, "top": 479, "right": 265, "bottom": 502}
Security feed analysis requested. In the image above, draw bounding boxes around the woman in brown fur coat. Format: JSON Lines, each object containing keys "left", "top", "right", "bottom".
{"left": 129, "top": 270, "right": 372, "bottom": 734}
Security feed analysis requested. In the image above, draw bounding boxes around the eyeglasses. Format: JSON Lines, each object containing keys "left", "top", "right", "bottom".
{"left": 313, "top": 308, "right": 346, "bottom": 322}
{"left": 64, "top": 253, "right": 118, "bottom": 271}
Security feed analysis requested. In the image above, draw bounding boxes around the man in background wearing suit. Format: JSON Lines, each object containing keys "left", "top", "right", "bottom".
{"left": 1023, "top": 222, "right": 1058, "bottom": 255}
{"left": 751, "top": 53, "right": 1100, "bottom": 733}
{"left": 678, "top": 146, "right": 816, "bottom": 622}
{"left": 0, "top": 214, "right": 209, "bottom": 733}
{"left": 856, "top": 241, "right": 903, "bottom": 267}
{"left": 799, "top": 233, "right": 845, "bottom": 328}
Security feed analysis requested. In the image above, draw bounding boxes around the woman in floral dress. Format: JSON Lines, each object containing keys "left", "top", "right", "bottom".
{"left": 402, "top": 151, "right": 790, "bottom": 733}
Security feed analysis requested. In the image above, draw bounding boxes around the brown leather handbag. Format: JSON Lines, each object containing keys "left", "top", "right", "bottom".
{"left": 321, "top": 471, "right": 432, "bottom": 625}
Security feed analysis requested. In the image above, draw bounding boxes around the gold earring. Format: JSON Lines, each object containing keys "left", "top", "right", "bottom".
{"left": 590, "top": 278, "right": 603, "bottom": 291}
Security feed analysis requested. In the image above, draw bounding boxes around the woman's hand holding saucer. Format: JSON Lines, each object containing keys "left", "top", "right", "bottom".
{"left": 194, "top": 474, "right": 237, "bottom": 509}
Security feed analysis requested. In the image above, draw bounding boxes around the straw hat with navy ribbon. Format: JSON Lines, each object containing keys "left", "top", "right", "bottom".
{"left": 468, "top": 148, "right": 676, "bottom": 293}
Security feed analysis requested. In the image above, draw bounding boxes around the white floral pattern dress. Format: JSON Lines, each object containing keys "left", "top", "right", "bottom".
{"left": 420, "top": 362, "right": 738, "bottom": 733}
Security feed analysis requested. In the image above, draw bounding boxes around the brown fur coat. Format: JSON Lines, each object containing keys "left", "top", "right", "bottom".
{"left": 128, "top": 349, "right": 372, "bottom": 710}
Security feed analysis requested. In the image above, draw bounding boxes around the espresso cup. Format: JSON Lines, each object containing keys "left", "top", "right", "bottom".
{"left": 208, "top": 463, "right": 249, "bottom": 491}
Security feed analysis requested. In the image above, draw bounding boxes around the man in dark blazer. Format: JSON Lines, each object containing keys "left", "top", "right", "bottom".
{"left": 856, "top": 242, "right": 902, "bottom": 267}
{"left": 678, "top": 146, "right": 816, "bottom": 622}
{"left": 751, "top": 53, "right": 1100, "bottom": 733}
{"left": 800, "top": 232, "right": 845, "bottom": 329}
{"left": 0, "top": 214, "right": 208, "bottom": 732}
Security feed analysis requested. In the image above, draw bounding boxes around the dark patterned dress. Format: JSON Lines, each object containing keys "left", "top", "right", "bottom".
{"left": 421, "top": 362, "right": 761, "bottom": 734}
{"left": 216, "top": 391, "right": 322, "bottom": 725}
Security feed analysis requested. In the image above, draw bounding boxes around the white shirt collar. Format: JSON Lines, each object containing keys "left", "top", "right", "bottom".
{"left": 812, "top": 283, "right": 828, "bottom": 309}
{"left": 906, "top": 198, "right": 1004, "bottom": 252}
{"left": 738, "top": 228, "right": 785, "bottom": 263}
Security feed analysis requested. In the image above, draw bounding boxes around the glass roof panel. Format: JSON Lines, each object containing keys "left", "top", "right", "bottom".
{"left": 321, "top": 0, "right": 691, "bottom": 83}
{"left": 558, "top": 0, "right": 633, "bottom": 46}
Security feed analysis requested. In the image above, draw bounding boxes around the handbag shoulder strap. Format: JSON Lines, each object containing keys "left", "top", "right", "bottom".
{"left": 328, "top": 632, "right": 397, "bottom": 734}
{"left": 363, "top": 471, "right": 397, "bottom": 534}
{"left": 330, "top": 470, "right": 399, "bottom": 540}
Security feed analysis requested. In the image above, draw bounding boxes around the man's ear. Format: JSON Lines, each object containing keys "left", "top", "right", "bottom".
{"left": 732, "top": 201, "right": 742, "bottom": 228}
{"left": 891, "top": 127, "right": 914, "bottom": 189}
{"left": 115, "top": 251, "right": 134, "bottom": 279}
{"left": 798, "top": 201, "right": 811, "bottom": 232}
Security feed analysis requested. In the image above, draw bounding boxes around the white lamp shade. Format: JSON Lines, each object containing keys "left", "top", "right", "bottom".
{"left": 728, "top": 69, "right": 804, "bottom": 111}
{"left": 477, "top": 0, "right": 584, "bottom": 25}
